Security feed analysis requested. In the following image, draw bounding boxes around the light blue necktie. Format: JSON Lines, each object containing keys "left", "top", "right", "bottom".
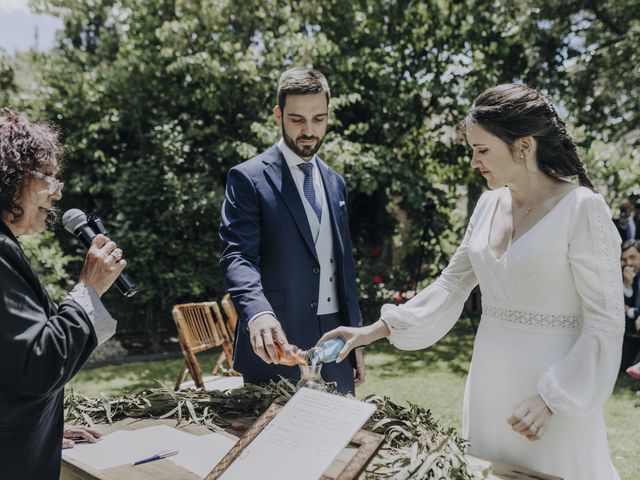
{"left": 298, "top": 162, "right": 322, "bottom": 222}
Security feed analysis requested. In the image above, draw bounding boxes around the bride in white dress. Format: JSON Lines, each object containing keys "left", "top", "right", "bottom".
{"left": 319, "top": 84, "right": 623, "bottom": 480}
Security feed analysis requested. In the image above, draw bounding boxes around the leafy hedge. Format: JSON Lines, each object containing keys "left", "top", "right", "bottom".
{"left": 2, "top": 1, "right": 639, "bottom": 345}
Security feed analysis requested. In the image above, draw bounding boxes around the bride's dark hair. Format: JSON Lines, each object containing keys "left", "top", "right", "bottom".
{"left": 463, "top": 83, "right": 594, "bottom": 190}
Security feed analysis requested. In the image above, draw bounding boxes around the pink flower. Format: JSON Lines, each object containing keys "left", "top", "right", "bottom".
{"left": 370, "top": 246, "right": 382, "bottom": 257}
{"left": 394, "top": 292, "right": 404, "bottom": 304}
{"left": 373, "top": 275, "right": 383, "bottom": 285}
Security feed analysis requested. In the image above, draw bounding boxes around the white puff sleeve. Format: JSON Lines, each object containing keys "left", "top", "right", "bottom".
{"left": 537, "top": 193, "right": 624, "bottom": 416}
{"left": 380, "top": 194, "right": 488, "bottom": 350}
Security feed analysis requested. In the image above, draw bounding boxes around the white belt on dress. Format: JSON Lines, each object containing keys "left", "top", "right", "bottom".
{"left": 482, "top": 303, "right": 581, "bottom": 333}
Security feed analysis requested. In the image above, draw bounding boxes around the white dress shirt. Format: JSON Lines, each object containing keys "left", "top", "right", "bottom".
{"left": 65, "top": 283, "right": 117, "bottom": 345}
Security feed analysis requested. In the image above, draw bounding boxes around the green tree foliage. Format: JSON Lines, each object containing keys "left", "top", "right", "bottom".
{"left": 511, "top": 0, "right": 640, "bottom": 202}
{"left": 20, "top": 230, "right": 76, "bottom": 301}
{"left": 0, "top": 49, "right": 16, "bottom": 106}
{"left": 519, "top": 0, "right": 640, "bottom": 144}
{"left": 9, "top": 0, "right": 636, "bottom": 340}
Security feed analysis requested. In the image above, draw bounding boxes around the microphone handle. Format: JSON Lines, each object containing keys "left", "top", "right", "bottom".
{"left": 74, "top": 225, "right": 138, "bottom": 297}
{"left": 115, "top": 271, "right": 138, "bottom": 298}
{"left": 75, "top": 225, "right": 96, "bottom": 249}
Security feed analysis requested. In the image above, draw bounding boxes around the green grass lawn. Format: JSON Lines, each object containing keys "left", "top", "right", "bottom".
{"left": 68, "top": 320, "right": 640, "bottom": 479}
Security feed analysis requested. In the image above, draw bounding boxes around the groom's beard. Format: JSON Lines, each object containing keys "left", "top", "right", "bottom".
{"left": 281, "top": 125, "right": 325, "bottom": 159}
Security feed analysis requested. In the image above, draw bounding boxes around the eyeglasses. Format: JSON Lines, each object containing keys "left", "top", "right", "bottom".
{"left": 30, "top": 170, "right": 64, "bottom": 195}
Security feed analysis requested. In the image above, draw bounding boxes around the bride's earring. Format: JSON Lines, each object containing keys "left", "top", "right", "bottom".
{"left": 519, "top": 152, "right": 528, "bottom": 166}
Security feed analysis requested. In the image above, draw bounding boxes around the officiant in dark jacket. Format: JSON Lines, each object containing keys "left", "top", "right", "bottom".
{"left": 0, "top": 109, "right": 126, "bottom": 479}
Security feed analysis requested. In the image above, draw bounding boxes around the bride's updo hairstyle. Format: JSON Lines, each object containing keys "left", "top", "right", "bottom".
{"left": 464, "top": 83, "right": 594, "bottom": 190}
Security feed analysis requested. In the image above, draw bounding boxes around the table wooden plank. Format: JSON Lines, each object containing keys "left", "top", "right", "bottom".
{"left": 61, "top": 418, "right": 562, "bottom": 480}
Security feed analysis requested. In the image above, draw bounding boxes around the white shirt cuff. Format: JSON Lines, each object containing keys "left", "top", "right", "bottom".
{"left": 65, "top": 283, "right": 117, "bottom": 346}
{"left": 624, "top": 286, "right": 634, "bottom": 298}
{"left": 247, "top": 310, "right": 274, "bottom": 331}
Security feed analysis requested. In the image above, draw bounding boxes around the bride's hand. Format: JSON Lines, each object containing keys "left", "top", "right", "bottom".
{"left": 507, "top": 394, "right": 553, "bottom": 441}
{"left": 316, "top": 319, "right": 390, "bottom": 363}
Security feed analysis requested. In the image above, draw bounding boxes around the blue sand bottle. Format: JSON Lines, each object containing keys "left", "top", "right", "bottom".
{"left": 307, "top": 337, "right": 346, "bottom": 366}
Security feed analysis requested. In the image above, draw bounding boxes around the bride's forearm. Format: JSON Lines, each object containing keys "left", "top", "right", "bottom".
{"left": 362, "top": 319, "right": 391, "bottom": 345}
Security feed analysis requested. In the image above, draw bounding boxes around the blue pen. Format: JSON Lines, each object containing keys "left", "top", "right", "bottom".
{"left": 131, "top": 449, "right": 179, "bottom": 466}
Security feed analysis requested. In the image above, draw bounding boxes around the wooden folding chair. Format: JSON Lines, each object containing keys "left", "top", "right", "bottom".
{"left": 220, "top": 293, "right": 238, "bottom": 339}
{"left": 210, "top": 301, "right": 240, "bottom": 378}
{"left": 173, "top": 301, "right": 236, "bottom": 390}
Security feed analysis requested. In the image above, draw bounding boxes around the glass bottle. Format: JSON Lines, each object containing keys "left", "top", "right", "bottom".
{"left": 307, "top": 337, "right": 345, "bottom": 366}
{"left": 274, "top": 343, "right": 307, "bottom": 366}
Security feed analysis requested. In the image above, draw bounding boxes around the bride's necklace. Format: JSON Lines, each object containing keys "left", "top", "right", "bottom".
{"left": 511, "top": 204, "right": 534, "bottom": 239}
{"left": 510, "top": 187, "right": 546, "bottom": 239}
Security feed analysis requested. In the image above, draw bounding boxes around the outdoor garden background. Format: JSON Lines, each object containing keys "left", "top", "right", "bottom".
{"left": 1, "top": 1, "right": 639, "bottom": 478}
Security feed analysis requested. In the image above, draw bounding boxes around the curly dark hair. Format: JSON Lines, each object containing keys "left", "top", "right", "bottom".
{"left": 0, "top": 108, "right": 62, "bottom": 224}
{"left": 462, "top": 83, "right": 594, "bottom": 190}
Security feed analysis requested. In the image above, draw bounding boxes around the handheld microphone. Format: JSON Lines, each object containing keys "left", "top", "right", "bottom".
{"left": 62, "top": 208, "right": 138, "bottom": 298}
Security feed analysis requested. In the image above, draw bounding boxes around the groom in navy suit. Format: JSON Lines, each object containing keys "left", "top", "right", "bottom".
{"left": 219, "top": 68, "right": 364, "bottom": 394}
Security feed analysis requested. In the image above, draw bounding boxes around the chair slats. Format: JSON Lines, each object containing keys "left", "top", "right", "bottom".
{"left": 173, "top": 300, "right": 238, "bottom": 390}
{"left": 220, "top": 294, "right": 238, "bottom": 339}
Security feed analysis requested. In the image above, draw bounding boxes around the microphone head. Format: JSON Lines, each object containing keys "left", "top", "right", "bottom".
{"left": 62, "top": 209, "right": 88, "bottom": 235}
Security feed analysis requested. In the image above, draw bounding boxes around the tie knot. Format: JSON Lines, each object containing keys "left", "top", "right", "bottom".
{"left": 298, "top": 162, "right": 314, "bottom": 177}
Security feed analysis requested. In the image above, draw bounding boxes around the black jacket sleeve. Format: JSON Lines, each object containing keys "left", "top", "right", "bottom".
{"left": 0, "top": 239, "right": 96, "bottom": 397}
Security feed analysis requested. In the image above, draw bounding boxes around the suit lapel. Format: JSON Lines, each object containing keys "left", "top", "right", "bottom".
{"left": 317, "top": 158, "right": 345, "bottom": 259}
{"left": 264, "top": 148, "right": 319, "bottom": 262}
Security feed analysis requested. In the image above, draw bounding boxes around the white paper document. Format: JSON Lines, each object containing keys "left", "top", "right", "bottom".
{"left": 170, "top": 433, "right": 237, "bottom": 478}
{"left": 62, "top": 424, "right": 236, "bottom": 478}
{"left": 179, "top": 375, "right": 245, "bottom": 392}
{"left": 220, "top": 387, "right": 377, "bottom": 480}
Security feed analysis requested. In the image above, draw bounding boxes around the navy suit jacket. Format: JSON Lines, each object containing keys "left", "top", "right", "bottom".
{"left": 219, "top": 145, "right": 362, "bottom": 381}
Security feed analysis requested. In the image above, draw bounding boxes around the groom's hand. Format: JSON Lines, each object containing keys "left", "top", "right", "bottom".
{"left": 249, "top": 313, "right": 291, "bottom": 364}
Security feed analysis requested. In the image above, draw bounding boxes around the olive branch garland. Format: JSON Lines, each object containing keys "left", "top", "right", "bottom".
{"left": 64, "top": 379, "right": 486, "bottom": 480}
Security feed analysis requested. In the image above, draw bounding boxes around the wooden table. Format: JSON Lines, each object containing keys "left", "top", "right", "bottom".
{"left": 60, "top": 417, "right": 561, "bottom": 480}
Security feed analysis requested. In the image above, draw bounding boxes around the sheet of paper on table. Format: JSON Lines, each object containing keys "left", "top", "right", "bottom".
{"left": 178, "top": 375, "right": 244, "bottom": 392}
{"left": 62, "top": 424, "right": 236, "bottom": 478}
{"left": 171, "top": 433, "right": 237, "bottom": 478}
{"left": 220, "top": 387, "right": 377, "bottom": 480}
